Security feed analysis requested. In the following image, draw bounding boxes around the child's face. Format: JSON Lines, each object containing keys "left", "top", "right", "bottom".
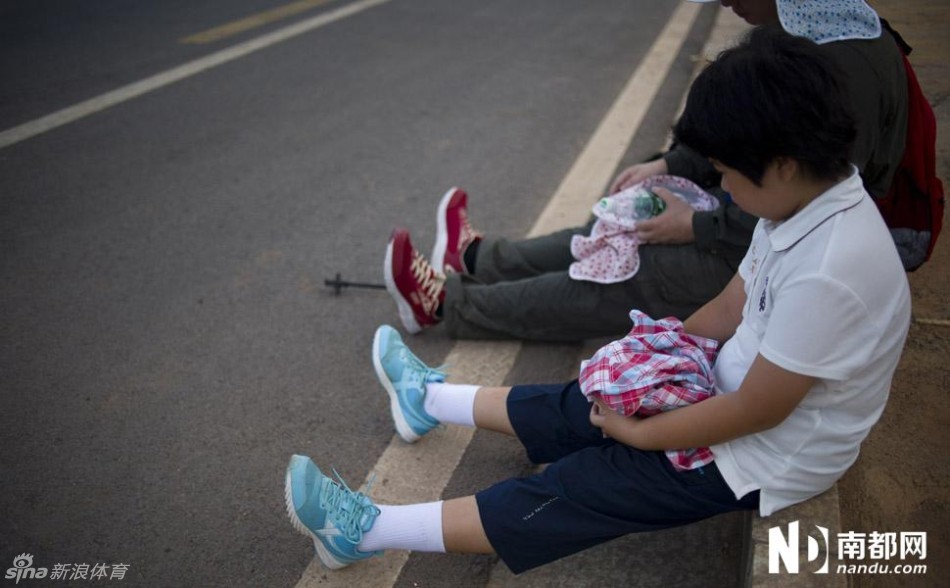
{"left": 711, "top": 159, "right": 802, "bottom": 222}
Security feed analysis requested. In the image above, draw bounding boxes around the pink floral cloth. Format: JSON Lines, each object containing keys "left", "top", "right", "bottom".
{"left": 579, "top": 310, "right": 719, "bottom": 471}
{"left": 569, "top": 175, "right": 719, "bottom": 284}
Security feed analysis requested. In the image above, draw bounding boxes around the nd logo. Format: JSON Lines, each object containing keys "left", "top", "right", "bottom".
{"left": 768, "top": 520, "right": 830, "bottom": 574}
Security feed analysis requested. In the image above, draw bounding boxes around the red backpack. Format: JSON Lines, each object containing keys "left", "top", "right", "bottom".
{"left": 875, "top": 21, "right": 945, "bottom": 271}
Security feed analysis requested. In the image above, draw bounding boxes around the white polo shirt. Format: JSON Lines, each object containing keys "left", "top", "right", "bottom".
{"left": 710, "top": 169, "right": 911, "bottom": 516}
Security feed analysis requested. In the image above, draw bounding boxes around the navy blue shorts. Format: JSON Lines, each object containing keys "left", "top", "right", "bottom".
{"left": 474, "top": 381, "right": 759, "bottom": 574}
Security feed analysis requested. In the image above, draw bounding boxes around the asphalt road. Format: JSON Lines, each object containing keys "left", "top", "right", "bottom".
{"left": 0, "top": 1, "right": 718, "bottom": 586}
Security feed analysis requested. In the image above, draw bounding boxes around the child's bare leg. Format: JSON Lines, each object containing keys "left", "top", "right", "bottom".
{"left": 442, "top": 496, "right": 493, "bottom": 553}
{"left": 472, "top": 386, "right": 515, "bottom": 436}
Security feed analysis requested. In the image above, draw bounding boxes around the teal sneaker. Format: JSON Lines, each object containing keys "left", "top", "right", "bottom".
{"left": 372, "top": 325, "right": 445, "bottom": 442}
{"left": 284, "top": 454, "right": 381, "bottom": 569}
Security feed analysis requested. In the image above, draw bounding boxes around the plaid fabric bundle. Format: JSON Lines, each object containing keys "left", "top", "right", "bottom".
{"left": 578, "top": 310, "right": 719, "bottom": 470}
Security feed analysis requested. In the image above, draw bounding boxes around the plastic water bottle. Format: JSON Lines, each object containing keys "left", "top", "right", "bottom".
{"left": 597, "top": 188, "right": 666, "bottom": 220}
{"left": 632, "top": 190, "right": 666, "bottom": 218}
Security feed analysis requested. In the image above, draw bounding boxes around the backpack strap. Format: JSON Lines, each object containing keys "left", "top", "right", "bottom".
{"left": 875, "top": 23, "right": 946, "bottom": 270}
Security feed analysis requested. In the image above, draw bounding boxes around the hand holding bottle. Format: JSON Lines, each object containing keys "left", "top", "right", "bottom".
{"left": 635, "top": 187, "right": 696, "bottom": 245}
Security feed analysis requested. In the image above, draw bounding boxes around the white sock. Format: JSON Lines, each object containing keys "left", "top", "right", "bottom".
{"left": 424, "top": 383, "right": 478, "bottom": 427}
{"left": 358, "top": 501, "right": 445, "bottom": 553}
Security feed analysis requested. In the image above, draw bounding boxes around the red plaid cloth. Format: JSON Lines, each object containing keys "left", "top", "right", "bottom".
{"left": 579, "top": 310, "right": 719, "bottom": 471}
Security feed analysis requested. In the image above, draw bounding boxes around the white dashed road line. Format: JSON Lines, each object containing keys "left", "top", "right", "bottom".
{"left": 0, "top": 0, "right": 390, "bottom": 150}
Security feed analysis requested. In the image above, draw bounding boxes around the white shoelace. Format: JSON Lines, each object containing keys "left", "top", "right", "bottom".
{"left": 456, "top": 210, "right": 482, "bottom": 253}
{"left": 319, "top": 470, "right": 381, "bottom": 544}
{"left": 410, "top": 250, "right": 444, "bottom": 316}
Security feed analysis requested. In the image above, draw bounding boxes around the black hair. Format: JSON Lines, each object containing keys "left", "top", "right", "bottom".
{"left": 673, "top": 25, "right": 857, "bottom": 185}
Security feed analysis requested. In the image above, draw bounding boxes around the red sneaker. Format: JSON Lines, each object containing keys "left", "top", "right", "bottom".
{"left": 431, "top": 187, "right": 482, "bottom": 275}
{"left": 384, "top": 229, "right": 445, "bottom": 334}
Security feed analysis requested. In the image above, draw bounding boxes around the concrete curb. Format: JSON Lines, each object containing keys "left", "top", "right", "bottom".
{"left": 743, "top": 486, "right": 846, "bottom": 587}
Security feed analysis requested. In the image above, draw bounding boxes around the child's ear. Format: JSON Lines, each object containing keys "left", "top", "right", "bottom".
{"left": 773, "top": 157, "right": 800, "bottom": 183}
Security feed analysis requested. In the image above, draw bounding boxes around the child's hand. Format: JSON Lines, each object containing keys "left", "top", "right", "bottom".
{"left": 589, "top": 398, "right": 642, "bottom": 442}
{"left": 635, "top": 187, "right": 695, "bottom": 244}
{"left": 589, "top": 398, "right": 609, "bottom": 436}
{"left": 608, "top": 159, "right": 667, "bottom": 194}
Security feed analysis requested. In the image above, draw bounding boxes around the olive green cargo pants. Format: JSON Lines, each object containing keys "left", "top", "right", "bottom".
{"left": 441, "top": 223, "right": 744, "bottom": 342}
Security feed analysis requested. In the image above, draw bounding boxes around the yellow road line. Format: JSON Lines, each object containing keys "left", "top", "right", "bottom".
{"left": 291, "top": 3, "right": 704, "bottom": 588}
{"left": 181, "top": 0, "right": 338, "bottom": 44}
{"left": 528, "top": 0, "right": 703, "bottom": 237}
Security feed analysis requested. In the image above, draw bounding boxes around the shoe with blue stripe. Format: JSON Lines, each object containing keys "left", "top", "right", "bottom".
{"left": 372, "top": 324, "right": 445, "bottom": 442}
{"left": 284, "top": 454, "right": 381, "bottom": 569}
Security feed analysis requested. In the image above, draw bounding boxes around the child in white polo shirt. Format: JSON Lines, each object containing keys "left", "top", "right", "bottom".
{"left": 284, "top": 26, "right": 911, "bottom": 574}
